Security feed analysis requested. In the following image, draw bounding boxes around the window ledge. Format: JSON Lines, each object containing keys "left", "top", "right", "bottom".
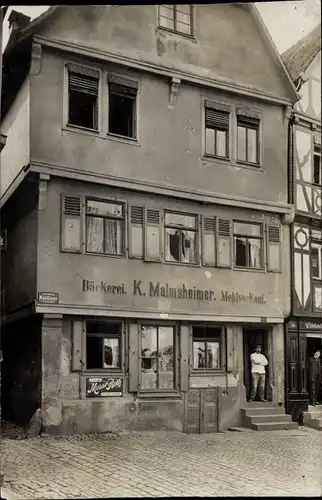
{"left": 156, "top": 26, "right": 196, "bottom": 41}
{"left": 233, "top": 266, "right": 265, "bottom": 273}
{"left": 236, "top": 160, "right": 262, "bottom": 170}
{"left": 137, "top": 391, "right": 182, "bottom": 400}
{"left": 191, "top": 370, "right": 226, "bottom": 376}
{"left": 106, "top": 133, "right": 141, "bottom": 147}
{"left": 84, "top": 251, "right": 126, "bottom": 259}
{"left": 203, "top": 154, "right": 230, "bottom": 163}
{"left": 83, "top": 371, "right": 124, "bottom": 376}
{"left": 65, "top": 124, "right": 99, "bottom": 135}
{"left": 164, "top": 260, "right": 200, "bottom": 268}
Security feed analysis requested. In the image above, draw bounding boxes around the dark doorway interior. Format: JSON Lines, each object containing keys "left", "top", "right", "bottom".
{"left": 243, "top": 328, "right": 271, "bottom": 401}
{"left": 306, "top": 336, "right": 322, "bottom": 358}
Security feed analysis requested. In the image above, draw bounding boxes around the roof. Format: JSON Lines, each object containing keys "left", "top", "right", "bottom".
{"left": 282, "top": 24, "right": 321, "bottom": 83}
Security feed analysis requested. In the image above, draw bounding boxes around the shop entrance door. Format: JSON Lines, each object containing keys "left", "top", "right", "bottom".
{"left": 184, "top": 388, "right": 219, "bottom": 433}
{"left": 243, "top": 328, "right": 272, "bottom": 402}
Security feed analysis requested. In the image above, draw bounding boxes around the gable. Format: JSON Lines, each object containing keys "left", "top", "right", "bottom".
{"left": 294, "top": 50, "right": 321, "bottom": 120}
{"left": 28, "top": 4, "right": 297, "bottom": 102}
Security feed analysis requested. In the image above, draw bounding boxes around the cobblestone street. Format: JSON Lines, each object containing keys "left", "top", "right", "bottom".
{"left": 1, "top": 427, "right": 322, "bottom": 498}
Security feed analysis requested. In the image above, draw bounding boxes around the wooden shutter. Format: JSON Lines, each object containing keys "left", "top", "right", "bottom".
{"left": 68, "top": 64, "right": 99, "bottom": 95}
{"left": 266, "top": 223, "right": 282, "bottom": 272}
{"left": 144, "top": 208, "right": 162, "bottom": 262}
{"left": 205, "top": 108, "right": 229, "bottom": 129}
{"left": 128, "top": 322, "right": 139, "bottom": 392}
{"left": 128, "top": 206, "right": 144, "bottom": 259}
{"left": 202, "top": 216, "right": 216, "bottom": 266}
{"left": 72, "top": 319, "right": 83, "bottom": 372}
{"left": 61, "top": 194, "right": 83, "bottom": 253}
{"left": 216, "top": 218, "right": 232, "bottom": 268}
{"left": 180, "top": 324, "right": 191, "bottom": 392}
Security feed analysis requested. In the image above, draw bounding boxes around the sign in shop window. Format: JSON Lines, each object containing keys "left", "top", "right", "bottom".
{"left": 86, "top": 377, "right": 123, "bottom": 397}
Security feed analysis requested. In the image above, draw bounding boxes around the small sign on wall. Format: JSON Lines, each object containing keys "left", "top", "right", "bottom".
{"left": 86, "top": 377, "right": 123, "bottom": 398}
{"left": 37, "top": 292, "right": 59, "bottom": 304}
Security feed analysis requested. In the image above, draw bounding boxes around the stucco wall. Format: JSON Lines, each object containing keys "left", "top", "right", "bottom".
{"left": 30, "top": 48, "right": 289, "bottom": 204}
{"left": 36, "top": 178, "right": 291, "bottom": 320}
{"left": 0, "top": 77, "right": 30, "bottom": 197}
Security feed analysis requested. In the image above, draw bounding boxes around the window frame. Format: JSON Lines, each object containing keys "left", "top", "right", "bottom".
{"left": 236, "top": 113, "right": 261, "bottom": 166}
{"left": 313, "top": 145, "right": 321, "bottom": 186}
{"left": 204, "top": 104, "right": 230, "bottom": 160}
{"left": 85, "top": 319, "right": 124, "bottom": 374}
{"left": 107, "top": 75, "right": 139, "bottom": 141}
{"left": 164, "top": 210, "right": 199, "bottom": 266}
{"left": 85, "top": 197, "right": 126, "bottom": 257}
{"left": 65, "top": 62, "right": 101, "bottom": 133}
{"left": 311, "top": 229, "right": 322, "bottom": 281}
{"left": 158, "top": 5, "right": 194, "bottom": 37}
{"left": 191, "top": 325, "right": 225, "bottom": 374}
{"left": 233, "top": 220, "right": 264, "bottom": 270}
{"left": 138, "top": 321, "right": 180, "bottom": 395}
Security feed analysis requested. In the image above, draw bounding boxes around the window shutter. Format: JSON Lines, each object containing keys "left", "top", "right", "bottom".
{"left": 202, "top": 216, "right": 216, "bottom": 266}
{"left": 205, "top": 108, "right": 229, "bottom": 130}
{"left": 180, "top": 324, "right": 191, "bottom": 392}
{"left": 144, "top": 208, "right": 162, "bottom": 262}
{"left": 128, "top": 322, "right": 139, "bottom": 392}
{"left": 216, "top": 218, "right": 232, "bottom": 268}
{"left": 61, "top": 194, "right": 83, "bottom": 253}
{"left": 68, "top": 64, "right": 99, "bottom": 96}
{"left": 128, "top": 206, "right": 144, "bottom": 259}
{"left": 72, "top": 320, "right": 83, "bottom": 372}
{"left": 266, "top": 223, "right": 282, "bottom": 273}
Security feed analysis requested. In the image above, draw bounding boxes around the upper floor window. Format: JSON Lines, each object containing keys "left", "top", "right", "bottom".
{"left": 237, "top": 113, "right": 260, "bottom": 165}
{"left": 233, "top": 221, "right": 263, "bottom": 269}
{"left": 192, "top": 326, "right": 222, "bottom": 370}
{"left": 311, "top": 230, "right": 322, "bottom": 280}
{"left": 164, "top": 212, "right": 198, "bottom": 264}
{"left": 68, "top": 65, "right": 99, "bottom": 130}
{"left": 205, "top": 102, "right": 230, "bottom": 159}
{"left": 158, "top": 5, "right": 193, "bottom": 36}
{"left": 108, "top": 75, "right": 138, "bottom": 139}
{"left": 313, "top": 145, "right": 321, "bottom": 185}
{"left": 86, "top": 199, "right": 125, "bottom": 255}
{"left": 86, "top": 321, "right": 122, "bottom": 371}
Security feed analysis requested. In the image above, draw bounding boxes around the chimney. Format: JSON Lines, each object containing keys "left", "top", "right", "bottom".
{"left": 8, "top": 10, "right": 31, "bottom": 34}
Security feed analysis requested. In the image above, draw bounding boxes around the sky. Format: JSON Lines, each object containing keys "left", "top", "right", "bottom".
{"left": 2, "top": 2, "right": 321, "bottom": 55}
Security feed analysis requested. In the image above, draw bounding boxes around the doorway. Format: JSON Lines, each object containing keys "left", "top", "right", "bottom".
{"left": 306, "top": 336, "right": 322, "bottom": 358}
{"left": 243, "top": 328, "right": 272, "bottom": 402}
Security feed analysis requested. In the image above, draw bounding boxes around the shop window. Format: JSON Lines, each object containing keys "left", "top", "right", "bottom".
{"left": 86, "top": 321, "right": 122, "bottom": 370}
{"left": 68, "top": 64, "right": 99, "bottom": 130}
{"left": 192, "top": 326, "right": 221, "bottom": 370}
{"left": 86, "top": 199, "right": 125, "bottom": 255}
{"left": 158, "top": 5, "right": 193, "bottom": 36}
{"left": 108, "top": 76, "right": 138, "bottom": 139}
{"left": 165, "top": 211, "right": 198, "bottom": 264}
{"left": 313, "top": 145, "right": 321, "bottom": 185}
{"left": 233, "top": 221, "right": 263, "bottom": 269}
{"left": 237, "top": 114, "right": 260, "bottom": 165}
{"left": 140, "top": 325, "right": 175, "bottom": 390}
{"left": 205, "top": 105, "right": 230, "bottom": 159}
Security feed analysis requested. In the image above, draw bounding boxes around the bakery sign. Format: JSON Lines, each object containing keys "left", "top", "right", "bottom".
{"left": 86, "top": 377, "right": 123, "bottom": 398}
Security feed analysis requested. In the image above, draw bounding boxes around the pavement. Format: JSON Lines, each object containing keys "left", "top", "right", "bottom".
{"left": 1, "top": 426, "right": 322, "bottom": 498}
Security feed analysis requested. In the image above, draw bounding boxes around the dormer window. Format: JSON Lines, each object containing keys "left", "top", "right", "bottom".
{"left": 158, "top": 5, "right": 193, "bottom": 36}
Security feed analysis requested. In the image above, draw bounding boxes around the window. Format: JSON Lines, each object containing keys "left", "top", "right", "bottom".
{"left": 313, "top": 145, "right": 321, "bottom": 185}
{"left": 233, "top": 222, "right": 263, "bottom": 269}
{"left": 192, "top": 326, "right": 221, "bottom": 370}
{"left": 108, "top": 77, "right": 137, "bottom": 139}
{"left": 158, "top": 5, "right": 193, "bottom": 36}
{"left": 311, "top": 230, "right": 322, "bottom": 280}
{"left": 237, "top": 115, "right": 260, "bottom": 165}
{"left": 68, "top": 64, "right": 99, "bottom": 130}
{"left": 86, "top": 321, "right": 122, "bottom": 370}
{"left": 86, "top": 199, "right": 124, "bottom": 255}
{"left": 140, "top": 325, "right": 175, "bottom": 390}
{"left": 165, "top": 212, "right": 198, "bottom": 264}
{"left": 205, "top": 105, "right": 229, "bottom": 158}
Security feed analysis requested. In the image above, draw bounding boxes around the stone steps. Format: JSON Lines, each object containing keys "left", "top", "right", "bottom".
{"left": 241, "top": 405, "right": 298, "bottom": 431}
{"left": 303, "top": 405, "right": 322, "bottom": 431}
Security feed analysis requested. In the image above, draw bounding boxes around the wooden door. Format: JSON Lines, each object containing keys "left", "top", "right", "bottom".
{"left": 184, "top": 388, "right": 218, "bottom": 433}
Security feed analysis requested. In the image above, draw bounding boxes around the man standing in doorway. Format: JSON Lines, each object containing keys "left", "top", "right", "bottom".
{"left": 248, "top": 344, "right": 268, "bottom": 402}
{"left": 308, "top": 349, "right": 321, "bottom": 406}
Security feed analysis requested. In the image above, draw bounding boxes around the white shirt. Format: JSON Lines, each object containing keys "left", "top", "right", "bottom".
{"left": 250, "top": 352, "right": 268, "bottom": 374}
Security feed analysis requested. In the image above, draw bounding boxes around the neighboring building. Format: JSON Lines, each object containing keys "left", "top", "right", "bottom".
{"left": 1, "top": 5, "right": 298, "bottom": 435}
{"left": 282, "top": 25, "right": 322, "bottom": 421}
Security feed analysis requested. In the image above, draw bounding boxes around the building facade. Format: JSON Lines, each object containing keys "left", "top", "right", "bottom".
{"left": 1, "top": 5, "right": 297, "bottom": 435}
{"left": 282, "top": 25, "right": 322, "bottom": 421}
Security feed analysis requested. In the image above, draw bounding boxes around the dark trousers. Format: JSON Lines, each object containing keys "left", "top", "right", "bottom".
{"left": 250, "top": 373, "right": 266, "bottom": 401}
{"left": 309, "top": 377, "right": 321, "bottom": 404}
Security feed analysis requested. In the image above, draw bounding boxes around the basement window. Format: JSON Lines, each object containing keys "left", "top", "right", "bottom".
{"left": 108, "top": 76, "right": 138, "bottom": 139}
{"left": 68, "top": 64, "right": 99, "bottom": 130}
